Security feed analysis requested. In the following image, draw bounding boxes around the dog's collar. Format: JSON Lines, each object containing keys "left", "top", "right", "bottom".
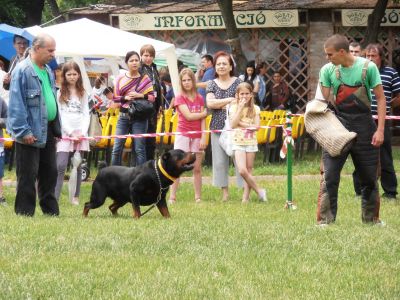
{"left": 157, "top": 159, "right": 177, "bottom": 182}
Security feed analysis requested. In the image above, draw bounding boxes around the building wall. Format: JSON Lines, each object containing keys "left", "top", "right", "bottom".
{"left": 308, "top": 21, "right": 333, "bottom": 100}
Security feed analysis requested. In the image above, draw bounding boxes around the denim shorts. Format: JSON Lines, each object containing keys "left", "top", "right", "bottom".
{"left": 231, "top": 144, "right": 258, "bottom": 153}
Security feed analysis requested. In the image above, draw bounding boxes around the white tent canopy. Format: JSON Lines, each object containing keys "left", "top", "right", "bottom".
{"left": 26, "top": 18, "right": 180, "bottom": 94}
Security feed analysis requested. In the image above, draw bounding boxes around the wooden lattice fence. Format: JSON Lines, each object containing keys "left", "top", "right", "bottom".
{"left": 335, "top": 25, "right": 400, "bottom": 71}
{"left": 137, "top": 25, "right": 310, "bottom": 113}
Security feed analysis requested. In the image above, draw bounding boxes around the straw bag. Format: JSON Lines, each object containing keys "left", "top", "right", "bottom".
{"left": 304, "top": 99, "right": 357, "bottom": 157}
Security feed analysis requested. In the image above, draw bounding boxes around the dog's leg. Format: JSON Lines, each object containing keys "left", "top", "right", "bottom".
{"left": 109, "top": 201, "right": 121, "bottom": 216}
{"left": 82, "top": 203, "right": 90, "bottom": 217}
{"left": 132, "top": 204, "right": 141, "bottom": 219}
{"left": 157, "top": 203, "right": 171, "bottom": 218}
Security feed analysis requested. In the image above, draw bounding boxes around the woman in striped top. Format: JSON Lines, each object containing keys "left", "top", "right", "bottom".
{"left": 111, "top": 50, "right": 154, "bottom": 166}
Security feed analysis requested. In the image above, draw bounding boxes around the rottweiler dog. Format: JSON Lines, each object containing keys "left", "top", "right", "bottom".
{"left": 83, "top": 149, "right": 196, "bottom": 218}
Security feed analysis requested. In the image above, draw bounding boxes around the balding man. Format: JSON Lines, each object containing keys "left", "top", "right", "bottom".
{"left": 7, "top": 33, "right": 61, "bottom": 216}
{"left": 316, "top": 34, "right": 385, "bottom": 226}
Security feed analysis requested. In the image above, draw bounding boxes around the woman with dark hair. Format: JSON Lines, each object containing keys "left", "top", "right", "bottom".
{"left": 239, "top": 61, "right": 261, "bottom": 106}
{"left": 206, "top": 51, "right": 243, "bottom": 201}
{"left": 256, "top": 62, "right": 268, "bottom": 107}
{"left": 239, "top": 61, "right": 260, "bottom": 92}
{"left": 111, "top": 51, "right": 154, "bottom": 166}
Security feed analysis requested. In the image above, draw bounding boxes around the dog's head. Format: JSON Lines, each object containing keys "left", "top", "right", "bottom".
{"left": 160, "top": 149, "right": 196, "bottom": 179}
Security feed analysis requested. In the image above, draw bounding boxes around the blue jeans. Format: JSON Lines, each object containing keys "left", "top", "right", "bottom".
{"left": 111, "top": 115, "right": 148, "bottom": 166}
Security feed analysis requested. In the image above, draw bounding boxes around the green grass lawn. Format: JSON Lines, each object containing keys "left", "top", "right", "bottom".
{"left": 0, "top": 148, "right": 399, "bottom": 299}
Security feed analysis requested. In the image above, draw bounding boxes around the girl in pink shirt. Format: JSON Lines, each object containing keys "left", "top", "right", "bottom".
{"left": 169, "top": 68, "right": 207, "bottom": 204}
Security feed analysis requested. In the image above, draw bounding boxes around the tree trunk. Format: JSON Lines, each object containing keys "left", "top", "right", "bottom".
{"left": 46, "top": 0, "right": 66, "bottom": 23}
{"left": 362, "top": 0, "right": 388, "bottom": 48}
{"left": 217, "top": 0, "right": 247, "bottom": 74}
{"left": 24, "top": 0, "right": 46, "bottom": 26}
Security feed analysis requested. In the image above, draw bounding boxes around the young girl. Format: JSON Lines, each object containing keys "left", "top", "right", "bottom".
{"left": 169, "top": 68, "right": 207, "bottom": 204}
{"left": 229, "top": 82, "right": 266, "bottom": 203}
{"left": 55, "top": 61, "right": 90, "bottom": 205}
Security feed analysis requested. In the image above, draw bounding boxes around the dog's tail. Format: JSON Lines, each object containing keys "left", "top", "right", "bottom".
{"left": 97, "top": 161, "right": 107, "bottom": 171}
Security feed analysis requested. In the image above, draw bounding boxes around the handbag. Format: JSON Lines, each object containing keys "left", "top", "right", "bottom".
{"left": 88, "top": 112, "right": 102, "bottom": 146}
{"left": 125, "top": 75, "right": 155, "bottom": 120}
{"left": 128, "top": 99, "right": 155, "bottom": 120}
{"left": 219, "top": 105, "right": 233, "bottom": 156}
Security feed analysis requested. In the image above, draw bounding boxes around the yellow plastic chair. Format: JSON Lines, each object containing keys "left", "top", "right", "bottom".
{"left": 273, "top": 109, "right": 285, "bottom": 120}
{"left": 204, "top": 115, "right": 212, "bottom": 147}
{"left": 2, "top": 129, "right": 13, "bottom": 150}
{"left": 156, "top": 113, "right": 163, "bottom": 145}
{"left": 260, "top": 110, "right": 273, "bottom": 121}
{"left": 263, "top": 119, "right": 282, "bottom": 163}
{"left": 257, "top": 112, "right": 270, "bottom": 145}
{"left": 162, "top": 109, "right": 174, "bottom": 145}
{"left": 291, "top": 115, "right": 305, "bottom": 159}
{"left": 170, "top": 113, "right": 179, "bottom": 144}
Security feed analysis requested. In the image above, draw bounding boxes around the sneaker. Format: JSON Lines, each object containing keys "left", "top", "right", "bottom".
{"left": 0, "top": 197, "right": 6, "bottom": 206}
{"left": 258, "top": 189, "right": 267, "bottom": 202}
{"left": 374, "top": 220, "right": 386, "bottom": 227}
{"left": 71, "top": 198, "right": 79, "bottom": 206}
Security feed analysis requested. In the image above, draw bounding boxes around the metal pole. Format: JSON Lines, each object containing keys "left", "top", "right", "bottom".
{"left": 285, "top": 113, "right": 296, "bottom": 210}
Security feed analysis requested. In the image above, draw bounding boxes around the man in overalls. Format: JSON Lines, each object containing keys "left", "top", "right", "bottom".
{"left": 317, "top": 34, "right": 386, "bottom": 225}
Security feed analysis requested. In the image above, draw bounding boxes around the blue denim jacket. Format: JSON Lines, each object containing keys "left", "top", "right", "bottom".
{"left": 7, "top": 57, "right": 61, "bottom": 148}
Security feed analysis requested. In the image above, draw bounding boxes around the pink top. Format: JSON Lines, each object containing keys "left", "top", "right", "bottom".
{"left": 174, "top": 93, "right": 205, "bottom": 138}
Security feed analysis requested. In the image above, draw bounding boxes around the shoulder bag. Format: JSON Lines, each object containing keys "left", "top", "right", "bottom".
{"left": 218, "top": 104, "right": 233, "bottom": 156}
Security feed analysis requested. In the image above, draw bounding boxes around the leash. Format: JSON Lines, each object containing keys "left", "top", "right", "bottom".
{"left": 140, "top": 160, "right": 175, "bottom": 217}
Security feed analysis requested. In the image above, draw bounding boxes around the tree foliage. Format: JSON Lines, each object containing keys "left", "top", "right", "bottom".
{"left": 217, "top": 0, "right": 247, "bottom": 73}
{"left": 0, "top": 0, "right": 102, "bottom": 27}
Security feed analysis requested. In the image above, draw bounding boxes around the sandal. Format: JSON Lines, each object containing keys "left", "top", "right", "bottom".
{"left": 168, "top": 199, "right": 176, "bottom": 205}
{"left": 195, "top": 198, "right": 201, "bottom": 203}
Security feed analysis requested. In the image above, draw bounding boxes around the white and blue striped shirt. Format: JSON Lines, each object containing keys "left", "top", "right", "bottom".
{"left": 371, "top": 66, "right": 400, "bottom": 115}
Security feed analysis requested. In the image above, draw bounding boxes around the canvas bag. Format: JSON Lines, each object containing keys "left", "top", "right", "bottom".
{"left": 219, "top": 105, "right": 233, "bottom": 156}
{"left": 304, "top": 86, "right": 357, "bottom": 157}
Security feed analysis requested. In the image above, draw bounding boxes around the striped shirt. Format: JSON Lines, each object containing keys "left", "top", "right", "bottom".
{"left": 371, "top": 66, "right": 400, "bottom": 115}
{"left": 113, "top": 72, "right": 154, "bottom": 108}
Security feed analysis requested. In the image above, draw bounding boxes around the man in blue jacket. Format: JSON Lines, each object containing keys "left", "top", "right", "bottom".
{"left": 7, "top": 33, "right": 61, "bottom": 216}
